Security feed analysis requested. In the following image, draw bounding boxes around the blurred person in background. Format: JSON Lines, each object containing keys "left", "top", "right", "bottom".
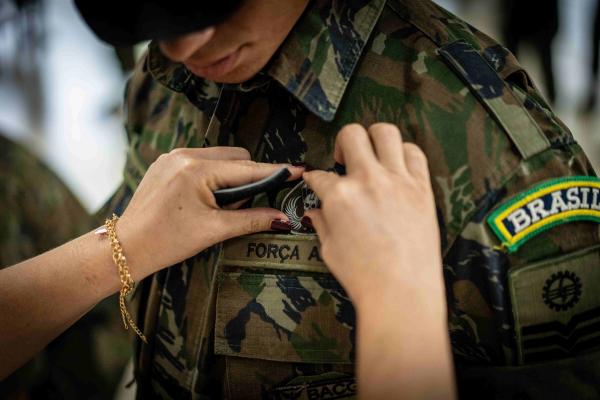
{"left": 501, "top": 0, "right": 559, "bottom": 104}
{"left": 75, "top": 0, "right": 600, "bottom": 399}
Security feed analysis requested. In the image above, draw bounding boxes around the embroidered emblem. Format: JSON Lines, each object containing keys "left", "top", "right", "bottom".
{"left": 542, "top": 271, "right": 582, "bottom": 311}
{"left": 487, "top": 176, "right": 600, "bottom": 252}
{"left": 281, "top": 180, "right": 321, "bottom": 234}
{"left": 283, "top": 193, "right": 303, "bottom": 231}
{"left": 269, "top": 372, "right": 356, "bottom": 399}
{"left": 303, "top": 184, "right": 321, "bottom": 211}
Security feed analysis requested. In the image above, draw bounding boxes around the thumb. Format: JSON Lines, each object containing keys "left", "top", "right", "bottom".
{"left": 217, "top": 208, "right": 288, "bottom": 240}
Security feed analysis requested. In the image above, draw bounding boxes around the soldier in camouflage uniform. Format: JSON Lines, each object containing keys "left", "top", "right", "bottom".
{"left": 92, "top": 0, "right": 600, "bottom": 398}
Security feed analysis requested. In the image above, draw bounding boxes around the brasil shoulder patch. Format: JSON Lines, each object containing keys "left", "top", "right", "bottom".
{"left": 487, "top": 176, "right": 600, "bottom": 253}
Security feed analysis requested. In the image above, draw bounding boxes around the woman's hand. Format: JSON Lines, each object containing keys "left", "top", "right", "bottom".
{"left": 303, "top": 123, "right": 455, "bottom": 400}
{"left": 303, "top": 123, "right": 442, "bottom": 307}
{"left": 0, "top": 145, "right": 301, "bottom": 379}
{"left": 118, "top": 146, "right": 302, "bottom": 280}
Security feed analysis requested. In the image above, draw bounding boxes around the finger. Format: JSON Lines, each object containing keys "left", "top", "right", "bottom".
{"left": 226, "top": 160, "right": 305, "bottom": 181}
{"left": 204, "top": 161, "right": 304, "bottom": 190}
{"left": 171, "top": 146, "right": 251, "bottom": 161}
{"left": 367, "top": 123, "right": 406, "bottom": 173}
{"left": 303, "top": 170, "right": 340, "bottom": 202}
{"left": 303, "top": 209, "right": 328, "bottom": 238}
{"left": 217, "top": 207, "right": 288, "bottom": 240}
{"left": 333, "top": 124, "right": 377, "bottom": 175}
{"left": 403, "top": 143, "right": 431, "bottom": 182}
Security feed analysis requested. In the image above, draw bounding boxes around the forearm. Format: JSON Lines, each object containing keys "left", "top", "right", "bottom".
{"left": 0, "top": 153, "right": 300, "bottom": 380}
{"left": 356, "top": 288, "right": 456, "bottom": 400}
{"left": 0, "top": 229, "right": 124, "bottom": 379}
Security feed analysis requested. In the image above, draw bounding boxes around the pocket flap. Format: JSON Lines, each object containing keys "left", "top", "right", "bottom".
{"left": 214, "top": 266, "right": 356, "bottom": 364}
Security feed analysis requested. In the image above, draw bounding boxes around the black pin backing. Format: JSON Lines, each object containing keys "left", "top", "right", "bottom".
{"left": 213, "top": 168, "right": 291, "bottom": 207}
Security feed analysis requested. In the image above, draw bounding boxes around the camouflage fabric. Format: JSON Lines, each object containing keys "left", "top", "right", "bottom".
{"left": 0, "top": 135, "right": 93, "bottom": 267}
{"left": 103, "top": 0, "right": 600, "bottom": 398}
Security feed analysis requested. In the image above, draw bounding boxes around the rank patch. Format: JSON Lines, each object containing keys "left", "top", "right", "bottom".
{"left": 509, "top": 245, "right": 600, "bottom": 364}
{"left": 487, "top": 176, "right": 600, "bottom": 252}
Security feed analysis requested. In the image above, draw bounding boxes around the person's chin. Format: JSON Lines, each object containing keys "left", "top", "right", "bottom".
{"left": 202, "top": 65, "right": 258, "bottom": 84}
{"left": 186, "top": 48, "right": 261, "bottom": 84}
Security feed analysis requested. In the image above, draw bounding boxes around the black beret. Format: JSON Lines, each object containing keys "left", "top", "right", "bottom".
{"left": 75, "top": 0, "right": 241, "bottom": 46}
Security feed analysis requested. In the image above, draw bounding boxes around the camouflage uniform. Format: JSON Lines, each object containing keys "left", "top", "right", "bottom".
{"left": 104, "top": 0, "right": 600, "bottom": 398}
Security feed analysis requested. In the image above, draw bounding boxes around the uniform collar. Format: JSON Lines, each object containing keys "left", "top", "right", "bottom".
{"left": 266, "top": 0, "right": 385, "bottom": 121}
{"left": 147, "top": 0, "right": 385, "bottom": 122}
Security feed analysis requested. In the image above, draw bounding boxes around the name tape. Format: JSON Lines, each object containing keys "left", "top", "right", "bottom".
{"left": 221, "top": 233, "right": 327, "bottom": 273}
{"left": 487, "top": 176, "right": 600, "bottom": 253}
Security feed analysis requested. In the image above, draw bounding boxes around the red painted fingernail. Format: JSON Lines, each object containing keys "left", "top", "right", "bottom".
{"left": 271, "top": 219, "right": 291, "bottom": 231}
{"left": 301, "top": 216, "right": 313, "bottom": 230}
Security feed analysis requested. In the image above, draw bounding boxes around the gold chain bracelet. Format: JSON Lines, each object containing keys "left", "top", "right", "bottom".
{"left": 104, "top": 214, "right": 148, "bottom": 344}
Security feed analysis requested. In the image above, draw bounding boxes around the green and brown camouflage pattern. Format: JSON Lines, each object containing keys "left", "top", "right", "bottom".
{"left": 215, "top": 264, "right": 354, "bottom": 364}
{"left": 0, "top": 135, "right": 93, "bottom": 267}
{"left": 102, "top": 0, "right": 600, "bottom": 398}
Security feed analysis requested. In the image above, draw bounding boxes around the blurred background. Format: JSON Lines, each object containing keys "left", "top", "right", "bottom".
{"left": 1, "top": 0, "right": 599, "bottom": 398}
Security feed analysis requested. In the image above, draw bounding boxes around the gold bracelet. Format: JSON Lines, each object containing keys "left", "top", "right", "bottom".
{"left": 104, "top": 214, "right": 148, "bottom": 344}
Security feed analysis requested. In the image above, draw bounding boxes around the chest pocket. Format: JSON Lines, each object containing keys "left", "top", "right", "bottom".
{"left": 214, "top": 233, "right": 357, "bottom": 400}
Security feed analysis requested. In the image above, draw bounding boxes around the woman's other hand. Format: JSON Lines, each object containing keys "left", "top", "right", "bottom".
{"left": 303, "top": 123, "right": 455, "bottom": 400}
{"left": 303, "top": 123, "right": 442, "bottom": 308}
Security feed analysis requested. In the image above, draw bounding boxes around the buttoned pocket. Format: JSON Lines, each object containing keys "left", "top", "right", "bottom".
{"left": 214, "top": 234, "right": 357, "bottom": 399}
{"left": 215, "top": 267, "right": 355, "bottom": 364}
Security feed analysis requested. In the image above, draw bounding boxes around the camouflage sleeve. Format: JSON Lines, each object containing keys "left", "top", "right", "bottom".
{"left": 122, "top": 44, "right": 220, "bottom": 193}
{"left": 97, "top": 44, "right": 216, "bottom": 218}
{"left": 0, "top": 135, "right": 93, "bottom": 267}
{"left": 94, "top": 46, "right": 225, "bottom": 389}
